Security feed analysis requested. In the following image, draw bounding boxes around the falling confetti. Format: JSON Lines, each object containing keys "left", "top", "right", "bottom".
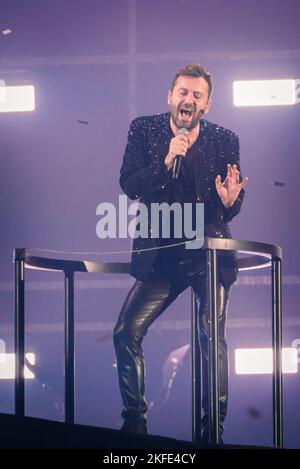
{"left": 272, "top": 181, "right": 285, "bottom": 187}
{"left": 246, "top": 407, "right": 262, "bottom": 419}
{"left": 1, "top": 29, "right": 12, "bottom": 36}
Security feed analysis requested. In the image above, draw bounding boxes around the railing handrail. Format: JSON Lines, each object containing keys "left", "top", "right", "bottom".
{"left": 14, "top": 237, "right": 282, "bottom": 274}
{"left": 13, "top": 236, "right": 283, "bottom": 447}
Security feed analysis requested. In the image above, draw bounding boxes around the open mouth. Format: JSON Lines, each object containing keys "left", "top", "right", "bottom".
{"left": 179, "top": 109, "right": 193, "bottom": 118}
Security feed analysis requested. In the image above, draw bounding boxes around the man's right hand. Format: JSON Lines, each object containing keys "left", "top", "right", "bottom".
{"left": 164, "top": 134, "right": 189, "bottom": 170}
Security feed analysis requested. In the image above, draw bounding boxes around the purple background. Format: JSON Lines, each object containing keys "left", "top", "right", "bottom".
{"left": 0, "top": 0, "right": 300, "bottom": 447}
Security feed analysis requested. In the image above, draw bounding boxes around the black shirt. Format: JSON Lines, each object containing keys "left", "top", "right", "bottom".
{"left": 156, "top": 131, "right": 206, "bottom": 280}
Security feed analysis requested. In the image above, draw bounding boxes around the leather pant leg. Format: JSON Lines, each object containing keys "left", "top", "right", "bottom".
{"left": 190, "top": 268, "right": 231, "bottom": 428}
{"left": 113, "top": 278, "right": 185, "bottom": 422}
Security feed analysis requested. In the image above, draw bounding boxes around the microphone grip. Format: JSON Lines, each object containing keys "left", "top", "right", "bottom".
{"left": 172, "top": 155, "right": 182, "bottom": 179}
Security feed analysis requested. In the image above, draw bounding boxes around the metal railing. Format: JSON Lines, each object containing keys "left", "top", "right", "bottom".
{"left": 14, "top": 237, "right": 283, "bottom": 447}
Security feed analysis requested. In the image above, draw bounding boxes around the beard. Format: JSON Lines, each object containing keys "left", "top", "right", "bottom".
{"left": 170, "top": 103, "right": 203, "bottom": 130}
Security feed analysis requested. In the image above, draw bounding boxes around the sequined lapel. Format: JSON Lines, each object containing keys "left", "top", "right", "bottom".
{"left": 192, "top": 120, "right": 217, "bottom": 203}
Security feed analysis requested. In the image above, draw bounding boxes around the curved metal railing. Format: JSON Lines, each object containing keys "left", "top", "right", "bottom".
{"left": 14, "top": 237, "right": 283, "bottom": 447}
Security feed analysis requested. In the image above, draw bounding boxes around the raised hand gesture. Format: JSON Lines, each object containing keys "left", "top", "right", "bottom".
{"left": 215, "top": 164, "right": 248, "bottom": 208}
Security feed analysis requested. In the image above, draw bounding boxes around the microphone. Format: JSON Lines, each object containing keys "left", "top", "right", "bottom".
{"left": 172, "top": 127, "right": 189, "bottom": 180}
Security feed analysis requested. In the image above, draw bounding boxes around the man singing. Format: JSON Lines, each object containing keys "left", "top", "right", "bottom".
{"left": 113, "top": 64, "right": 248, "bottom": 440}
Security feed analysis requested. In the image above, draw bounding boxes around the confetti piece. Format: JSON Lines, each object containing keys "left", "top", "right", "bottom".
{"left": 1, "top": 29, "right": 12, "bottom": 36}
{"left": 272, "top": 181, "right": 285, "bottom": 187}
{"left": 246, "top": 407, "right": 262, "bottom": 419}
{"left": 77, "top": 119, "right": 89, "bottom": 125}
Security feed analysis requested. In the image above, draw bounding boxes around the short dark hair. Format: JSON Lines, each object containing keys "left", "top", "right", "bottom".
{"left": 170, "top": 64, "right": 213, "bottom": 99}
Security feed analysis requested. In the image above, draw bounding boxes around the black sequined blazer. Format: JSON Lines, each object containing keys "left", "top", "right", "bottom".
{"left": 120, "top": 112, "right": 245, "bottom": 288}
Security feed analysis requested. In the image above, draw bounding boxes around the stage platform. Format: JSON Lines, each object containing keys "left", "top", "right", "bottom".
{"left": 0, "top": 412, "right": 270, "bottom": 450}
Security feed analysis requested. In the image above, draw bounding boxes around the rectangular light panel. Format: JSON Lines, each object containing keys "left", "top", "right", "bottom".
{"left": 0, "top": 85, "right": 35, "bottom": 112}
{"left": 233, "top": 79, "right": 296, "bottom": 106}
{"left": 0, "top": 353, "right": 36, "bottom": 379}
{"left": 235, "top": 348, "right": 298, "bottom": 374}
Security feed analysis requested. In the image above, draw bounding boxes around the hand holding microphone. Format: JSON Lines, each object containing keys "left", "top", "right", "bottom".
{"left": 164, "top": 128, "right": 189, "bottom": 177}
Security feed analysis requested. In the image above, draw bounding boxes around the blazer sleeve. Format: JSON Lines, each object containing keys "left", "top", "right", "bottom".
{"left": 119, "top": 118, "right": 171, "bottom": 200}
{"left": 218, "top": 133, "right": 245, "bottom": 223}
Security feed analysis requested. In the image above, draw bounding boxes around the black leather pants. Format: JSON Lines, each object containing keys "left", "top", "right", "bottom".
{"left": 113, "top": 262, "right": 231, "bottom": 427}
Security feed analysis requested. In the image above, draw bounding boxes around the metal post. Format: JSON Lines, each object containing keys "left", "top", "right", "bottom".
{"left": 14, "top": 248, "right": 26, "bottom": 417}
{"left": 272, "top": 257, "right": 283, "bottom": 448}
{"left": 64, "top": 270, "right": 75, "bottom": 424}
{"left": 191, "top": 289, "right": 202, "bottom": 442}
{"left": 207, "top": 249, "right": 220, "bottom": 444}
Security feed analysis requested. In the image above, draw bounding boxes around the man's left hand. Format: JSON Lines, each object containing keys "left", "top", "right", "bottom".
{"left": 215, "top": 164, "right": 248, "bottom": 208}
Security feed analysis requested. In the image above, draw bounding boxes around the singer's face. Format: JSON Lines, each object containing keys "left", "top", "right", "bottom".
{"left": 168, "top": 76, "right": 211, "bottom": 130}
